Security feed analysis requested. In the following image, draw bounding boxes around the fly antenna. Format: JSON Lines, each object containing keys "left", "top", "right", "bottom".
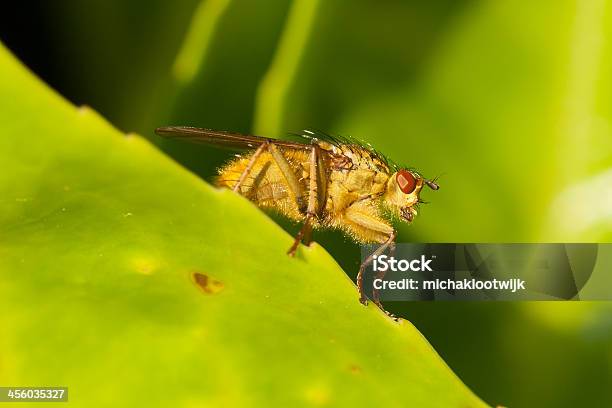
{"left": 425, "top": 174, "right": 443, "bottom": 190}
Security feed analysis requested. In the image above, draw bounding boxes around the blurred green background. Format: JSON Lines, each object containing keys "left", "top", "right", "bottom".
{"left": 1, "top": 0, "right": 611, "bottom": 406}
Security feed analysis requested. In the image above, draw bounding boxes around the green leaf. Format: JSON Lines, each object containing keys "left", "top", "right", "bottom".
{"left": 41, "top": 0, "right": 217, "bottom": 131}
{"left": 0, "top": 44, "right": 488, "bottom": 407}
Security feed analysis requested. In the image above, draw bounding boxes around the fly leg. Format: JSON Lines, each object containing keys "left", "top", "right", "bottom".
{"left": 372, "top": 234, "right": 397, "bottom": 319}
{"left": 234, "top": 141, "right": 305, "bottom": 205}
{"left": 344, "top": 205, "right": 396, "bottom": 313}
{"left": 251, "top": 141, "right": 316, "bottom": 256}
{"left": 235, "top": 140, "right": 321, "bottom": 258}
{"left": 287, "top": 216, "right": 313, "bottom": 256}
{"left": 361, "top": 232, "right": 396, "bottom": 310}
{"left": 233, "top": 141, "right": 269, "bottom": 193}
{"left": 267, "top": 143, "right": 305, "bottom": 211}
{"left": 287, "top": 144, "right": 322, "bottom": 256}
{"left": 376, "top": 238, "right": 397, "bottom": 307}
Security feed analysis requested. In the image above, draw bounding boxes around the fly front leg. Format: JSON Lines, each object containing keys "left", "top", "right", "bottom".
{"left": 287, "top": 144, "right": 322, "bottom": 256}
{"left": 359, "top": 231, "right": 396, "bottom": 310}
{"left": 371, "top": 233, "right": 397, "bottom": 318}
{"left": 344, "top": 204, "right": 396, "bottom": 311}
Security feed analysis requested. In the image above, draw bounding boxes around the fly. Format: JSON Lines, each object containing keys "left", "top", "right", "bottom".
{"left": 155, "top": 126, "right": 439, "bottom": 311}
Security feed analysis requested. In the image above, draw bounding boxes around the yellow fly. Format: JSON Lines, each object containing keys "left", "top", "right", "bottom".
{"left": 155, "top": 127, "right": 439, "bottom": 308}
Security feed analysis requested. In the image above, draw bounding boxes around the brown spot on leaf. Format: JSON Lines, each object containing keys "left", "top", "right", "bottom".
{"left": 192, "top": 272, "right": 224, "bottom": 295}
{"left": 348, "top": 364, "right": 362, "bottom": 374}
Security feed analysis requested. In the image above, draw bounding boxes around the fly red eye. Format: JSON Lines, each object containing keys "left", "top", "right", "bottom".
{"left": 396, "top": 170, "right": 417, "bottom": 194}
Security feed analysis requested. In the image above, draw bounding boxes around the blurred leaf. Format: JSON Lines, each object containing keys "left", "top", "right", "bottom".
{"left": 152, "top": 0, "right": 294, "bottom": 183}
{"left": 42, "top": 0, "right": 202, "bottom": 131}
{"left": 405, "top": 302, "right": 612, "bottom": 408}
{"left": 253, "top": 0, "right": 321, "bottom": 137}
{"left": 0, "top": 44, "right": 489, "bottom": 407}
{"left": 171, "top": 0, "right": 232, "bottom": 85}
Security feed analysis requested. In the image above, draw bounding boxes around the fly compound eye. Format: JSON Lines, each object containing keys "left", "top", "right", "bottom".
{"left": 396, "top": 170, "right": 417, "bottom": 194}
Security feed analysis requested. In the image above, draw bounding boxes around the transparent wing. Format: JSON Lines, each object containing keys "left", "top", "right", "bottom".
{"left": 155, "top": 126, "right": 311, "bottom": 151}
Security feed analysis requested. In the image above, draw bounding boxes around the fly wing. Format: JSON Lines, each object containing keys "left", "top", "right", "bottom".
{"left": 155, "top": 126, "right": 311, "bottom": 151}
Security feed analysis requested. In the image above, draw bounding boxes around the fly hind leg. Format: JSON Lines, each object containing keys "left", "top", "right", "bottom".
{"left": 232, "top": 141, "right": 310, "bottom": 257}
{"left": 233, "top": 141, "right": 269, "bottom": 193}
